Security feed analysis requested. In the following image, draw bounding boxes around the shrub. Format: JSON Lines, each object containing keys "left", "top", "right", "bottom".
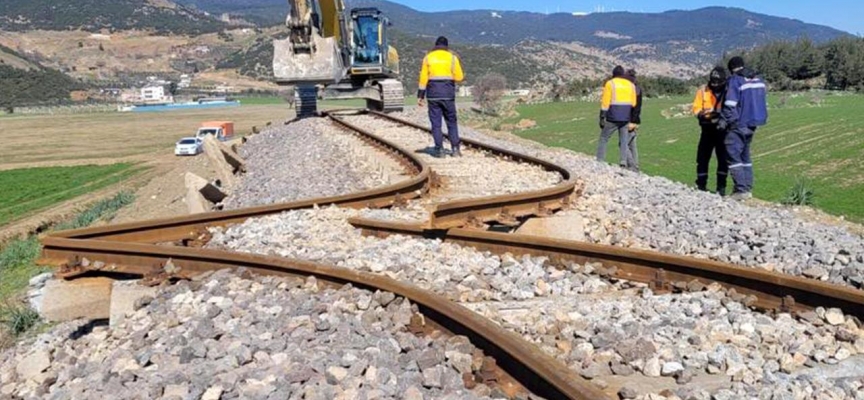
{"left": 0, "top": 237, "right": 41, "bottom": 271}
{"left": 473, "top": 73, "right": 508, "bottom": 115}
{"left": 0, "top": 304, "right": 40, "bottom": 337}
{"left": 782, "top": 178, "right": 816, "bottom": 206}
{"left": 55, "top": 191, "right": 135, "bottom": 231}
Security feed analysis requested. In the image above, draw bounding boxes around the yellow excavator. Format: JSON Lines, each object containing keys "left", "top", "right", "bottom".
{"left": 274, "top": 0, "right": 404, "bottom": 117}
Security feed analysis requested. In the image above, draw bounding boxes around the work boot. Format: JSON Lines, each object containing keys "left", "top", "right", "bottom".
{"left": 451, "top": 146, "right": 462, "bottom": 158}
{"left": 729, "top": 191, "right": 752, "bottom": 201}
{"left": 717, "top": 187, "right": 727, "bottom": 197}
{"left": 430, "top": 147, "right": 445, "bottom": 158}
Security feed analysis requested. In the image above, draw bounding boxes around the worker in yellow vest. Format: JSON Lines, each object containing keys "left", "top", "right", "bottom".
{"left": 418, "top": 36, "right": 465, "bottom": 158}
{"left": 596, "top": 66, "right": 638, "bottom": 169}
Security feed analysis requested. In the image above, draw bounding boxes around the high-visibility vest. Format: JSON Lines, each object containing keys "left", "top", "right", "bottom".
{"left": 418, "top": 48, "right": 464, "bottom": 100}
{"left": 600, "top": 77, "right": 637, "bottom": 122}
{"left": 692, "top": 85, "right": 720, "bottom": 115}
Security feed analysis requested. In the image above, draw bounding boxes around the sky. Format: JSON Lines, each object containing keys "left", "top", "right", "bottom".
{"left": 389, "top": 0, "right": 863, "bottom": 35}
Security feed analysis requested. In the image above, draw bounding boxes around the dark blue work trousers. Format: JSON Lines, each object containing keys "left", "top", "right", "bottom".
{"left": 725, "top": 126, "right": 755, "bottom": 194}
{"left": 428, "top": 99, "right": 460, "bottom": 150}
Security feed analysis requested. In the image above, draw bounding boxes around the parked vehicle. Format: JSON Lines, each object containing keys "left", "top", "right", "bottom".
{"left": 175, "top": 137, "right": 203, "bottom": 156}
{"left": 196, "top": 121, "right": 235, "bottom": 141}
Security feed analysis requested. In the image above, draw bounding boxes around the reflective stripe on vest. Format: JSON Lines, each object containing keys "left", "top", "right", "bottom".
{"left": 426, "top": 51, "right": 456, "bottom": 81}
{"left": 610, "top": 79, "right": 634, "bottom": 106}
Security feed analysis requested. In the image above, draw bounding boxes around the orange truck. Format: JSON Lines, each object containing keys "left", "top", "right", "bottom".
{"left": 196, "top": 121, "right": 235, "bottom": 141}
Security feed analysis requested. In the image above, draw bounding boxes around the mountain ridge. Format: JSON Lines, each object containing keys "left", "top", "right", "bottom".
{"left": 0, "top": 0, "right": 225, "bottom": 35}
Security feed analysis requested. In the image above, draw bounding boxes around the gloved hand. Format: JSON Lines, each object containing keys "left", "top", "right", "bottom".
{"left": 599, "top": 111, "right": 607, "bottom": 129}
{"left": 717, "top": 119, "right": 728, "bottom": 131}
{"left": 627, "top": 123, "right": 639, "bottom": 133}
{"left": 418, "top": 98, "right": 426, "bottom": 108}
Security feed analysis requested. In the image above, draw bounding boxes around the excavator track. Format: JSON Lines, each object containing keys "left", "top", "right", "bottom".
{"left": 366, "top": 79, "right": 404, "bottom": 113}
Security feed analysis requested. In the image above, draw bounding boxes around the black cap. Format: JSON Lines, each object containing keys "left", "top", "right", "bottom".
{"left": 728, "top": 56, "right": 745, "bottom": 72}
{"left": 709, "top": 66, "right": 727, "bottom": 85}
{"left": 612, "top": 65, "right": 625, "bottom": 77}
{"left": 435, "top": 36, "right": 449, "bottom": 47}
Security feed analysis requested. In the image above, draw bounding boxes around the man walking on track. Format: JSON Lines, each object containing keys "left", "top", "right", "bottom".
{"left": 692, "top": 66, "right": 730, "bottom": 196}
{"left": 720, "top": 56, "right": 768, "bottom": 200}
{"left": 596, "top": 66, "right": 638, "bottom": 169}
{"left": 418, "top": 36, "right": 465, "bottom": 158}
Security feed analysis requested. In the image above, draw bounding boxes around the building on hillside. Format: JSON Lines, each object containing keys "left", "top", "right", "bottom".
{"left": 178, "top": 74, "right": 193, "bottom": 89}
{"left": 509, "top": 89, "right": 531, "bottom": 97}
{"left": 457, "top": 86, "right": 474, "bottom": 97}
{"left": 140, "top": 85, "right": 173, "bottom": 104}
{"left": 214, "top": 84, "right": 237, "bottom": 94}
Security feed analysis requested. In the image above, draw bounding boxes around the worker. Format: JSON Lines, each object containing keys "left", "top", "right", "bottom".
{"left": 692, "top": 66, "right": 729, "bottom": 195}
{"left": 623, "top": 68, "right": 642, "bottom": 171}
{"left": 596, "top": 66, "right": 638, "bottom": 168}
{"left": 418, "top": 36, "right": 465, "bottom": 158}
{"left": 720, "top": 56, "right": 768, "bottom": 200}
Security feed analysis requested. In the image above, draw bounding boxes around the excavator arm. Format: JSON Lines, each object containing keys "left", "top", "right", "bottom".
{"left": 274, "top": 0, "right": 346, "bottom": 84}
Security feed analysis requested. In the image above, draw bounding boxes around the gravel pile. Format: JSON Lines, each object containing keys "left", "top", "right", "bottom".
{"left": 208, "top": 207, "right": 622, "bottom": 303}
{"left": 397, "top": 108, "right": 864, "bottom": 290}
{"left": 0, "top": 270, "right": 498, "bottom": 400}
{"left": 225, "top": 118, "right": 407, "bottom": 210}
{"left": 208, "top": 206, "right": 864, "bottom": 398}
{"left": 468, "top": 289, "right": 864, "bottom": 400}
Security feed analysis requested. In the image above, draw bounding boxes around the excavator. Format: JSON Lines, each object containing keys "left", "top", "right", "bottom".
{"left": 274, "top": 0, "right": 405, "bottom": 117}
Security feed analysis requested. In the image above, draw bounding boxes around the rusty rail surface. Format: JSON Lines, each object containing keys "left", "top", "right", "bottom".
{"left": 49, "top": 112, "right": 431, "bottom": 244}
{"left": 365, "top": 110, "right": 579, "bottom": 229}
{"left": 38, "top": 111, "right": 605, "bottom": 399}
{"left": 349, "top": 218, "right": 864, "bottom": 319}
{"left": 37, "top": 109, "right": 864, "bottom": 399}
{"left": 39, "top": 237, "right": 610, "bottom": 400}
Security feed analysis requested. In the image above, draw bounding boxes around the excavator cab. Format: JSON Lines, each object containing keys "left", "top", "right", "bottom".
{"left": 349, "top": 8, "right": 400, "bottom": 77}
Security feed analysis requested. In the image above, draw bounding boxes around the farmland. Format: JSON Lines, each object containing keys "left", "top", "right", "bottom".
{"left": 506, "top": 93, "right": 864, "bottom": 222}
{"left": 0, "top": 103, "right": 293, "bottom": 170}
{"left": 0, "top": 164, "right": 138, "bottom": 227}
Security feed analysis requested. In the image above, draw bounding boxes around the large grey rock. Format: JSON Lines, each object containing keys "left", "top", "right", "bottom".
{"left": 16, "top": 350, "right": 51, "bottom": 381}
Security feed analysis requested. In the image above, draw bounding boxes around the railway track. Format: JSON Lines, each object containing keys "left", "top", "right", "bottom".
{"left": 37, "top": 109, "right": 864, "bottom": 399}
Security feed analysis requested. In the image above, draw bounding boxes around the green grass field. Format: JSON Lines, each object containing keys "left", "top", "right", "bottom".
{"left": 0, "top": 163, "right": 140, "bottom": 226}
{"left": 506, "top": 93, "right": 864, "bottom": 222}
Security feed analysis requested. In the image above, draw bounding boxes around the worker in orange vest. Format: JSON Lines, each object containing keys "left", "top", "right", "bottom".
{"left": 692, "top": 66, "right": 729, "bottom": 196}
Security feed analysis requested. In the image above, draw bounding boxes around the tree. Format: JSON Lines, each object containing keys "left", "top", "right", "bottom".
{"left": 473, "top": 73, "right": 507, "bottom": 115}
{"left": 98, "top": 43, "right": 104, "bottom": 51}
{"left": 823, "top": 37, "right": 864, "bottom": 90}
{"left": 168, "top": 82, "right": 179, "bottom": 96}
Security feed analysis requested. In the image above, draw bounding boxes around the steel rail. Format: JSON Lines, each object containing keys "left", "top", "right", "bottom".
{"left": 39, "top": 236, "right": 611, "bottom": 400}
{"left": 49, "top": 112, "right": 431, "bottom": 243}
{"left": 349, "top": 218, "right": 864, "bottom": 319}
{"left": 364, "top": 110, "right": 579, "bottom": 229}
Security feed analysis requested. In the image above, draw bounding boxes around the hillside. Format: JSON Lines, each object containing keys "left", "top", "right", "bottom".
{"left": 178, "top": 0, "right": 851, "bottom": 80}
{"left": 0, "top": 45, "right": 84, "bottom": 110}
{"left": 174, "top": 0, "right": 285, "bottom": 26}
{"left": 0, "top": 44, "right": 39, "bottom": 71}
{"left": 178, "top": 1, "right": 849, "bottom": 51}
{"left": 0, "top": 0, "right": 225, "bottom": 35}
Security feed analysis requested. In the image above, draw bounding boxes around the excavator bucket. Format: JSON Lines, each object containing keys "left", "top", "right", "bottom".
{"left": 273, "top": 33, "right": 344, "bottom": 85}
